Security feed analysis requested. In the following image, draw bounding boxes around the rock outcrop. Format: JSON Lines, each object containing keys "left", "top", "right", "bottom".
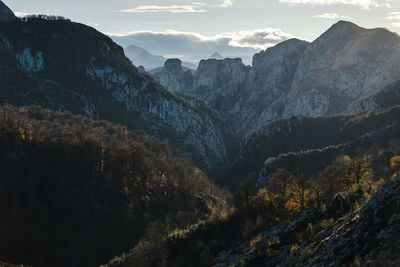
{"left": 358, "top": 79, "right": 400, "bottom": 110}
{"left": 283, "top": 21, "right": 400, "bottom": 119}
{"left": 154, "top": 58, "right": 193, "bottom": 92}
{"left": 238, "top": 38, "right": 309, "bottom": 135}
{"left": 149, "top": 22, "right": 400, "bottom": 139}
{"left": 0, "top": 7, "right": 237, "bottom": 172}
{"left": 191, "top": 58, "right": 250, "bottom": 116}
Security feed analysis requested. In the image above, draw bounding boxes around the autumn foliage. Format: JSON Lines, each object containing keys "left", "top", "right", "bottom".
{"left": 0, "top": 106, "right": 227, "bottom": 267}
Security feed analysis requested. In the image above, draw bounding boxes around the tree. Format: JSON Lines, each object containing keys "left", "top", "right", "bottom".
{"left": 234, "top": 180, "right": 257, "bottom": 216}
{"left": 267, "top": 169, "right": 292, "bottom": 198}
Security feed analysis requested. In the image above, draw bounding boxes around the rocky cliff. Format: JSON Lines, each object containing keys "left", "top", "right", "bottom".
{"left": 283, "top": 21, "right": 400, "bottom": 119}
{"left": 0, "top": 11, "right": 237, "bottom": 172}
{"left": 238, "top": 39, "right": 309, "bottom": 135}
{"left": 150, "top": 22, "right": 400, "bottom": 139}
{"left": 191, "top": 58, "right": 250, "bottom": 116}
{"left": 152, "top": 58, "right": 194, "bottom": 92}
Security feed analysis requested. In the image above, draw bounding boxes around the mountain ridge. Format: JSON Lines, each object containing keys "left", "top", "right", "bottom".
{"left": 149, "top": 21, "right": 400, "bottom": 139}
{"left": 0, "top": 14, "right": 238, "bottom": 173}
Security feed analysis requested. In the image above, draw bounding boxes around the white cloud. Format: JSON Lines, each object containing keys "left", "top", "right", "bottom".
{"left": 223, "top": 28, "right": 297, "bottom": 49}
{"left": 386, "top": 12, "right": 400, "bottom": 20}
{"left": 387, "top": 12, "right": 400, "bottom": 28}
{"left": 119, "top": 1, "right": 233, "bottom": 13}
{"left": 14, "top": 11, "right": 29, "bottom": 17}
{"left": 120, "top": 5, "right": 207, "bottom": 13}
{"left": 108, "top": 28, "right": 298, "bottom": 65}
{"left": 192, "top": 2, "right": 209, "bottom": 6}
{"left": 279, "top": 0, "right": 391, "bottom": 9}
{"left": 314, "top": 13, "right": 351, "bottom": 19}
{"left": 219, "top": 0, "right": 234, "bottom": 7}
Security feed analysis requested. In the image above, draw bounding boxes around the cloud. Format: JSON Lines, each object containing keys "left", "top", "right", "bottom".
{"left": 119, "top": 1, "right": 233, "bottom": 13}
{"left": 386, "top": 12, "right": 400, "bottom": 20}
{"left": 224, "top": 28, "right": 297, "bottom": 49}
{"left": 219, "top": 0, "right": 234, "bottom": 7}
{"left": 313, "top": 13, "right": 351, "bottom": 19}
{"left": 279, "top": 0, "right": 391, "bottom": 9}
{"left": 386, "top": 12, "right": 400, "bottom": 27}
{"left": 192, "top": 2, "right": 209, "bottom": 6}
{"left": 14, "top": 11, "right": 29, "bottom": 17}
{"left": 108, "top": 28, "right": 298, "bottom": 64}
{"left": 120, "top": 5, "right": 207, "bottom": 13}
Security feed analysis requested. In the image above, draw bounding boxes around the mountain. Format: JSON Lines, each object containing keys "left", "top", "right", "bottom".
{"left": 0, "top": 106, "right": 227, "bottom": 267}
{"left": 358, "top": 80, "right": 400, "bottom": 110}
{"left": 2, "top": 1, "right": 400, "bottom": 265}
{"left": 0, "top": 9, "right": 238, "bottom": 172}
{"left": 0, "top": 1, "right": 16, "bottom": 22}
{"left": 124, "top": 44, "right": 197, "bottom": 71}
{"left": 209, "top": 52, "right": 224, "bottom": 59}
{"left": 109, "top": 33, "right": 259, "bottom": 66}
{"left": 282, "top": 21, "right": 400, "bottom": 118}
{"left": 153, "top": 22, "right": 400, "bottom": 138}
{"left": 253, "top": 105, "right": 400, "bottom": 186}
{"left": 211, "top": 176, "right": 400, "bottom": 266}
{"left": 105, "top": 101, "right": 400, "bottom": 266}
{"left": 259, "top": 21, "right": 400, "bottom": 129}
{"left": 124, "top": 44, "right": 165, "bottom": 70}
{"left": 216, "top": 101, "right": 400, "bottom": 187}
{"left": 238, "top": 38, "right": 309, "bottom": 135}
{"left": 152, "top": 39, "right": 308, "bottom": 136}
{"left": 151, "top": 59, "right": 194, "bottom": 92}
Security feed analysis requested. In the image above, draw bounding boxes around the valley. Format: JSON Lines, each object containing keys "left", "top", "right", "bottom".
{"left": 0, "top": 1, "right": 400, "bottom": 266}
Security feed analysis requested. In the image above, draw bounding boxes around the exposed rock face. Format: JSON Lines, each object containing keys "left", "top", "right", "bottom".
{"left": 191, "top": 58, "right": 250, "bottom": 115}
{"left": 149, "top": 22, "right": 400, "bottom": 139}
{"left": 358, "top": 80, "right": 400, "bottom": 110}
{"left": 156, "top": 58, "right": 193, "bottom": 92}
{"left": 0, "top": 1, "right": 16, "bottom": 23}
{"left": 241, "top": 22, "right": 400, "bottom": 135}
{"left": 175, "top": 39, "right": 308, "bottom": 136}
{"left": 0, "top": 16, "right": 237, "bottom": 172}
{"left": 238, "top": 39, "right": 308, "bottom": 135}
{"left": 283, "top": 21, "right": 400, "bottom": 118}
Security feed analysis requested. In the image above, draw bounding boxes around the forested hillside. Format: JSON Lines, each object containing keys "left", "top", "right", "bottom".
{"left": 219, "top": 105, "right": 400, "bottom": 188}
{"left": 1, "top": 1, "right": 400, "bottom": 266}
{"left": 0, "top": 106, "right": 228, "bottom": 267}
{"left": 106, "top": 126, "right": 400, "bottom": 266}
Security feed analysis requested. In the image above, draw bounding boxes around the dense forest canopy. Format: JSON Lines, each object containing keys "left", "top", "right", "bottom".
{"left": 0, "top": 105, "right": 228, "bottom": 267}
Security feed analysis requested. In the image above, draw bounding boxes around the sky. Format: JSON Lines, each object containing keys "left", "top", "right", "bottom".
{"left": 4, "top": 0, "right": 400, "bottom": 64}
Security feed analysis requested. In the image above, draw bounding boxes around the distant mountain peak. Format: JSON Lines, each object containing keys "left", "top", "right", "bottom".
{"left": 334, "top": 20, "right": 361, "bottom": 28}
{"left": 321, "top": 20, "right": 365, "bottom": 38}
{"left": 209, "top": 52, "right": 224, "bottom": 59}
{"left": 0, "top": 0, "right": 17, "bottom": 22}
